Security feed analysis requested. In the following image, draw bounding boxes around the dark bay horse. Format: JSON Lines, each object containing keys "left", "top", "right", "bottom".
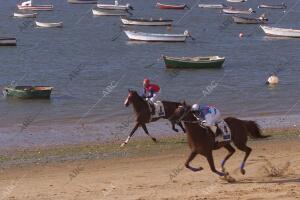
{"left": 121, "top": 90, "right": 185, "bottom": 147}
{"left": 170, "top": 103, "right": 270, "bottom": 176}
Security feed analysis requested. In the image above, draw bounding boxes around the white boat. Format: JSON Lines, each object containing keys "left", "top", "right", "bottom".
{"left": 97, "top": 1, "right": 133, "bottom": 10}
{"left": 120, "top": 17, "right": 173, "bottom": 26}
{"left": 92, "top": 8, "right": 129, "bottom": 16}
{"left": 0, "top": 37, "right": 17, "bottom": 46}
{"left": 68, "top": 0, "right": 97, "bottom": 4}
{"left": 260, "top": 25, "right": 300, "bottom": 38}
{"left": 223, "top": 7, "right": 255, "bottom": 14}
{"left": 35, "top": 21, "right": 63, "bottom": 28}
{"left": 227, "top": 0, "right": 246, "bottom": 2}
{"left": 124, "top": 30, "right": 191, "bottom": 42}
{"left": 13, "top": 12, "right": 37, "bottom": 18}
{"left": 198, "top": 4, "right": 226, "bottom": 9}
{"left": 258, "top": 3, "right": 287, "bottom": 9}
{"left": 17, "top": 0, "right": 53, "bottom": 11}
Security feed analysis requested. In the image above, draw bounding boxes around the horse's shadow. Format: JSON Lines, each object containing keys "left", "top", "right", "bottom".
{"left": 237, "top": 177, "right": 300, "bottom": 184}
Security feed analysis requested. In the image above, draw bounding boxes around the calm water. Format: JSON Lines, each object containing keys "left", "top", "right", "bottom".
{"left": 0, "top": 0, "right": 300, "bottom": 148}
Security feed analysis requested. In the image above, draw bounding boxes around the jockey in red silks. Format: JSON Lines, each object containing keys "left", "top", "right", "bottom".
{"left": 142, "top": 78, "right": 160, "bottom": 103}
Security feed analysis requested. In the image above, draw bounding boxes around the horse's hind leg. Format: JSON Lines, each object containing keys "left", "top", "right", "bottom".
{"left": 120, "top": 122, "right": 139, "bottom": 147}
{"left": 221, "top": 143, "right": 236, "bottom": 172}
{"left": 206, "top": 151, "right": 225, "bottom": 176}
{"left": 171, "top": 122, "right": 179, "bottom": 132}
{"left": 185, "top": 151, "right": 203, "bottom": 172}
{"left": 141, "top": 124, "right": 157, "bottom": 142}
{"left": 235, "top": 144, "right": 252, "bottom": 175}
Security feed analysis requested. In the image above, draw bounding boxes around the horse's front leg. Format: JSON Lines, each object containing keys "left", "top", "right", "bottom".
{"left": 171, "top": 122, "right": 179, "bottom": 132}
{"left": 120, "top": 122, "right": 139, "bottom": 147}
{"left": 141, "top": 124, "right": 157, "bottom": 142}
{"left": 177, "top": 122, "right": 186, "bottom": 133}
{"left": 206, "top": 151, "right": 226, "bottom": 176}
{"left": 185, "top": 151, "right": 203, "bottom": 172}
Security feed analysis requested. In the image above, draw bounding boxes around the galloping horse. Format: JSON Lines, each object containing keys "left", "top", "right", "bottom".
{"left": 170, "top": 103, "right": 270, "bottom": 176}
{"left": 121, "top": 90, "right": 185, "bottom": 147}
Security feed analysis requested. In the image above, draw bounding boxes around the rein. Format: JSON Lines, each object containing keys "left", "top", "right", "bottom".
{"left": 174, "top": 106, "right": 207, "bottom": 129}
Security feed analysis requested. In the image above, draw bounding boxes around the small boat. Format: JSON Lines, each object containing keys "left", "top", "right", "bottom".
{"left": 124, "top": 30, "right": 191, "bottom": 42}
{"left": 227, "top": 0, "right": 246, "bottom": 2}
{"left": 97, "top": 1, "right": 133, "bottom": 10}
{"left": 232, "top": 14, "right": 268, "bottom": 24}
{"left": 260, "top": 25, "right": 300, "bottom": 38}
{"left": 223, "top": 7, "right": 255, "bottom": 14}
{"left": 121, "top": 17, "right": 173, "bottom": 26}
{"left": 156, "top": 2, "right": 188, "bottom": 9}
{"left": 163, "top": 56, "right": 225, "bottom": 69}
{"left": 67, "top": 0, "right": 97, "bottom": 4}
{"left": 258, "top": 3, "right": 287, "bottom": 9}
{"left": 17, "top": 0, "right": 53, "bottom": 11}
{"left": 13, "top": 11, "right": 37, "bottom": 18}
{"left": 198, "top": 4, "right": 226, "bottom": 9}
{"left": 92, "top": 8, "right": 129, "bottom": 16}
{"left": 35, "top": 21, "right": 63, "bottom": 28}
{"left": 0, "top": 37, "right": 17, "bottom": 46}
{"left": 3, "top": 86, "right": 53, "bottom": 99}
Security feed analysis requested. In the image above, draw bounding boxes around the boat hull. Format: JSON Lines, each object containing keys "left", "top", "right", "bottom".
{"left": 198, "top": 4, "right": 225, "bottom": 9}
{"left": 156, "top": 3, "right": 187, "bottom": 9}
{"left": 223, "top": 8, "right": 254, "bottom": 14}
{"left": 121, "top": 17, "right": 173, "bottom": 26}
{"left": 13, "top": 12, "right": 37, "bottom": 18}
{"left": 3, "top": 86, "right": 53, "bottom": 99}
{"left": 258, "top": 4, "right": 287, "bottom": 9}
{"left": 17, "top": 5, "right": 53, "bottom": 11}
{"left": 92, "top": 9, "right": 128, "bottom": 16}
{"left": 232, "top": 16, "right": 266, "bottom": 24}
{"left": 163, "top": 56, "right": 225, "bottom": 69}
{"left": 0, "top": 38, "right": 17, "bottom": 46}
{"left": 68, "top": 0, "right": 97, "bottom": 4}
{"left": 97, "top": 4, "right": 131, "bottom": 10}
{"left": 35, "top": 21, "right": 63, "bottom": 28}
{"left": 260, "top": 25, "right": 300, "bottom": 38}
{"left": 124, "top": 31, "right": 187, "bottom": 42}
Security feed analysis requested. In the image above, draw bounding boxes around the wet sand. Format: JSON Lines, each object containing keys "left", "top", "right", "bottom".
{"left": 0, "top": 134, "right": 299, "bottom": 200}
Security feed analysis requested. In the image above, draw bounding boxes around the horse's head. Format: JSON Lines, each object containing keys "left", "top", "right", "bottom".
{"left": 171, "top": 102, "right": 192, "bottom": 122}
{"left": 124, "top": 89, "right": 142, "bottom": 107}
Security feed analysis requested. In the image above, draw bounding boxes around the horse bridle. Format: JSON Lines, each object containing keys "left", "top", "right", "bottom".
{"left": 175, "top": 106, "right": 207, "bottom": 128}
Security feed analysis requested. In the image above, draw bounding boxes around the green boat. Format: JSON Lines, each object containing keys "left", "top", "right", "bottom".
{"left": 163, "top": 55, "right": 225, "bottom": 69}
{"left": 3, "top": 86, "right": 53, "bottom": 99}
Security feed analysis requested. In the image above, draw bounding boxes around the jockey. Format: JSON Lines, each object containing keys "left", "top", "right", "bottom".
{"left": 191, "top": 104, "right": 222, "bottom": 135}
{"left": 142, "top": 78, "right": 160, "bottom": 103}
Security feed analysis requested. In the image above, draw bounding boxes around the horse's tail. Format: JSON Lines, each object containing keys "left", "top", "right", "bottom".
{"left": 244, "top": 120, "right": 271, "bottom": 139}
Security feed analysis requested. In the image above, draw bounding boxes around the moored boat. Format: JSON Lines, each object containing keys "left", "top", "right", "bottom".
{"left": 198, "top": 4, "right": 226, "bottom": 9}
{"left": 13, "top": 11, "right": 37, "bottom": 18}
{"left": 232, "top": 14, "right": 268, "bottom": 24}
{"left": 260, "top": 25, "right": 300, "bottom": 38}
{"left": 3, "top": 86, "right": 53, "bottom": 99}
{"left": 163, "top": 56, "right": 225, "bottom": 69}
{"left": 223, "top": 7, "right": 255, "bottom": 14}
{"left": 35, "top": 21, "right": 63, "bottom": 28}
{"left": 0, "top": 37, "right": 17, "bottom": 46}
{"left": 156, "top": 2, "right": 188, "bottom": 9}
{"left": 17, "top": 0, "right": 53, "bottom": 11}
{"left": 124, "top": 30, "right": 191, "bottom": 42}
{"left": 92, "top": 8, "right": 129, "bottom": 16}
{"left": 97, "top": 1, "right": 133, "bottom": 10}
{"left": 227, "top": 0, "right": 246, "bottom": 2}
{"left": 67, "top": 0, "right": 97, "bottom": 4}
{"left": 121, "top": 17, "right": 173, "bottom": 26}
{"left": 258, "top": 3, "right": 287, "bottom": 9}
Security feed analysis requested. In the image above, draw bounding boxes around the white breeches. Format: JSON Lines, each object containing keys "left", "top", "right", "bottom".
{"left": 204, "top": 108, "right": 221, "bottom": 126}
{"left": 148, "top": 91, "right": 160, "bottom": 102}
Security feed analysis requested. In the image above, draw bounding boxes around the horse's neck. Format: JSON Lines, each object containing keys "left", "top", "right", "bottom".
{"left": 132, "top": 98, "right": 148, "bottom": 112}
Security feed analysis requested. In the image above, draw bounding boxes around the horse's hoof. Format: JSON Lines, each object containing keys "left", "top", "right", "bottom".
{"left": 173, "top": 128, "right": 179, "bottom": 132}
{"left": 152, "top": 138, "right": 157, "bottom": 143}
{"left": 241, "top": 168, "right": 246, "bottom": 175}
{"left": 224, "top": 174, "right": 236, "bottom": 183}
{"left": 221, "top": 167, "right": 226, "bottom": 173}
{"left": 188, "top": 166, "right": 203, "bottom": 172}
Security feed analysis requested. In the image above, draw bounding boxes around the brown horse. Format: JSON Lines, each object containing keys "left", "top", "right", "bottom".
{"left": 121, "top": 90, "right": 185, "bottom": 147}
{"left": 170, "top": 103, "right": 270, "bottom": 176}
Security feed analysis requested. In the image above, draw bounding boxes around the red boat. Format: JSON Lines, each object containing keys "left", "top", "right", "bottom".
{"left": 156, "top": 2, "right": 188, "bottom": 9}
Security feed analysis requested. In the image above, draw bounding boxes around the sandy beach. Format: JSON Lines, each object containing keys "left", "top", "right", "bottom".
{"left": 0, "top": 132, "right": 299, "bottom": 200}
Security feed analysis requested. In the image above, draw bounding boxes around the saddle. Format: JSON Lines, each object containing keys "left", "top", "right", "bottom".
{"left": 215, "top": 120, "right": 231, "bottom": 142}
{"left": 147, "top": 101, "right": 165, "bottom": 120}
